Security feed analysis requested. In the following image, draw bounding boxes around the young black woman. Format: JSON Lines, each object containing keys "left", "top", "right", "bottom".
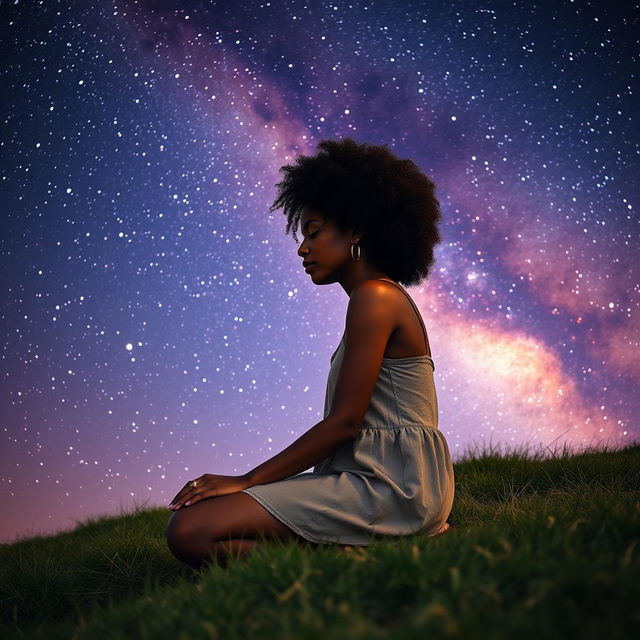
{"left": 165, "top": 138, "right": 455, "bottom": 569}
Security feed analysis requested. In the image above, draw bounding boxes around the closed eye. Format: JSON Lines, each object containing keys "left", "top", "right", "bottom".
{"left": 309, "top": 231, "right": 319, "bottom": 239}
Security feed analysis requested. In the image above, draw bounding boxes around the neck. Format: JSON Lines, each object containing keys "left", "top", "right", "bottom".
{"left": 340, "top": 261, "right": 393, "bottom": 297}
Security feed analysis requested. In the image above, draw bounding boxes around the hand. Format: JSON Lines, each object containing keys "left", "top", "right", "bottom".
{"left": 168, "top": 473, "right": 252, "bottom": 510}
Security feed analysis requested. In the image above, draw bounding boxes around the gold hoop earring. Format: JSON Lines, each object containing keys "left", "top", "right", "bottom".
{"left": 350, "top": 242, "right": 361, "bottom": 262}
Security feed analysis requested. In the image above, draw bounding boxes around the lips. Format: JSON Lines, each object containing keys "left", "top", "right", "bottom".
{"left": 304, "top": 263, "right": 316, "bottom": 272}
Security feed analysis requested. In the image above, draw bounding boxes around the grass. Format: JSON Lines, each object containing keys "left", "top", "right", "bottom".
{"left": 1, "top": 440, "right": 639, "bottom": 639}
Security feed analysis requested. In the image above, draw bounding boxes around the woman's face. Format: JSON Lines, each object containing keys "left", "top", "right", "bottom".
{"left": 297, "top": 207, "right": 355, "bottom": 285}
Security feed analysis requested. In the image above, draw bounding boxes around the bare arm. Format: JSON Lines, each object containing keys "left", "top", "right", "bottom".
{"left": 244, "top": 414, "right": 357, "bottom": 486}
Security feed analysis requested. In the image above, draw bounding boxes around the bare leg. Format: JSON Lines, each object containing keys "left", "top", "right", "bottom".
{"left": 165, "top": 492, "right": 318, "bottom": 569}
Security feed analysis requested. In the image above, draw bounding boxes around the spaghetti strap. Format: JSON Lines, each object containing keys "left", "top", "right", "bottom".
{"left": 377, "top": 278, "right": 431, "bottom": 358}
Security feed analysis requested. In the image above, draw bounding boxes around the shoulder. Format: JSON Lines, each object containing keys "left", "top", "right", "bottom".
{"left": 348, "top": 279, "right": 401, "bottom": 312}
{"left": 345, "top": 279, "right": 398, "bottom": 329}
{"left": 350, "top": 278, "right": 397, "bottom": 302}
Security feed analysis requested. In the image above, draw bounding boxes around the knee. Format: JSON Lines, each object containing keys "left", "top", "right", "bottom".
{"left": 164, "top": 511, "right": 199, "bottom": 558}
{"left": 164, "top": 510, "right": 224, "bottom": 569}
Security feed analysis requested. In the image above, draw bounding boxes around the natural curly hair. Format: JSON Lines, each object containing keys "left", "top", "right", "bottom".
{"left": 268, "top": 137, "right": 442, "bottom": 287}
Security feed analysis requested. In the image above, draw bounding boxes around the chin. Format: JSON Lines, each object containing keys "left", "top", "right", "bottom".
{"left": 311, "top": 272, "right": 335, "bottom": 286}
{"left": 308, "top": 268, "right": 324, "bottom": 283}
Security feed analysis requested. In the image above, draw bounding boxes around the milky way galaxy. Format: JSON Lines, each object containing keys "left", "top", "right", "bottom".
{"left": 1, "top": 0, "right": 638, "bottom": 542}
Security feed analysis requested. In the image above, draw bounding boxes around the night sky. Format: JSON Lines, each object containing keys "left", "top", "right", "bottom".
{"left": 1, "top": 0, "right": 638, "bottom": 543}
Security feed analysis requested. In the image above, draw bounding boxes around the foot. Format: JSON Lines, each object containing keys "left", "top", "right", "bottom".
{"left": 431, "top": 521, "right": 450, "bottom": 536}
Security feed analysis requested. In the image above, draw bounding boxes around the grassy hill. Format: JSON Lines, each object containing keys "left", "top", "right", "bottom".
{"left": 1, "top": 441, "right": 638, "bottom": 639}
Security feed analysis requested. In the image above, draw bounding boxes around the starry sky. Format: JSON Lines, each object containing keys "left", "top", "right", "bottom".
{"left": 1, "top": 0, "right": 638, "bottom": 543}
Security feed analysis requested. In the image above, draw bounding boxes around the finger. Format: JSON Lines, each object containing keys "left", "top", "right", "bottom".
{"left": 169, "top": 492, "right": 194, "bottom": 510}
{"left": 172, "top": 489, "right": 203, "bottom": 509}
{"left": 170, "top": 477, "right": 203, "bottom": 505}
{"left": 170, "top": 483, "right": 191, "bottom": 504}
{"left": 170, "top": 487, "right": 198, "bottom": 509}
{"left": 185, "top": 489, "right": 216, "bottom": 507}
{"left": 170, "top": 480, "right": 211, "bottom": 508}
{"left": 169, "top": 490, "right": 188, "bottom": 505}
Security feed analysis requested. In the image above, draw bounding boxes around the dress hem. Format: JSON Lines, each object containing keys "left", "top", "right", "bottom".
{"left": 241, "top": 487, "right": 371, "bottom": 546}
{"left": 240, "top": 487, "right": 448, "bottom": 546}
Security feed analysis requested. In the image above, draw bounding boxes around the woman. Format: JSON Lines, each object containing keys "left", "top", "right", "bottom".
{"left": 165, "top": 138, "right": 455, "bottom": 569}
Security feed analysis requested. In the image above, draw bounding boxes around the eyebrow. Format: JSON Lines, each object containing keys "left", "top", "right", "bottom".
{"left": 301, "top": 218, "right": 321, "bottom": 234}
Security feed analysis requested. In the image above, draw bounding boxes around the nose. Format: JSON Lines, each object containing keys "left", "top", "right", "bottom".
{"left": 297, "top": 240, "right": 309, "bottom": 257}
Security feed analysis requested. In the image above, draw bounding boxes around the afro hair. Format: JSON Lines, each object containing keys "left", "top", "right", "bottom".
{"left": 268, "top": 137, "right": 442, "bottom": 287}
